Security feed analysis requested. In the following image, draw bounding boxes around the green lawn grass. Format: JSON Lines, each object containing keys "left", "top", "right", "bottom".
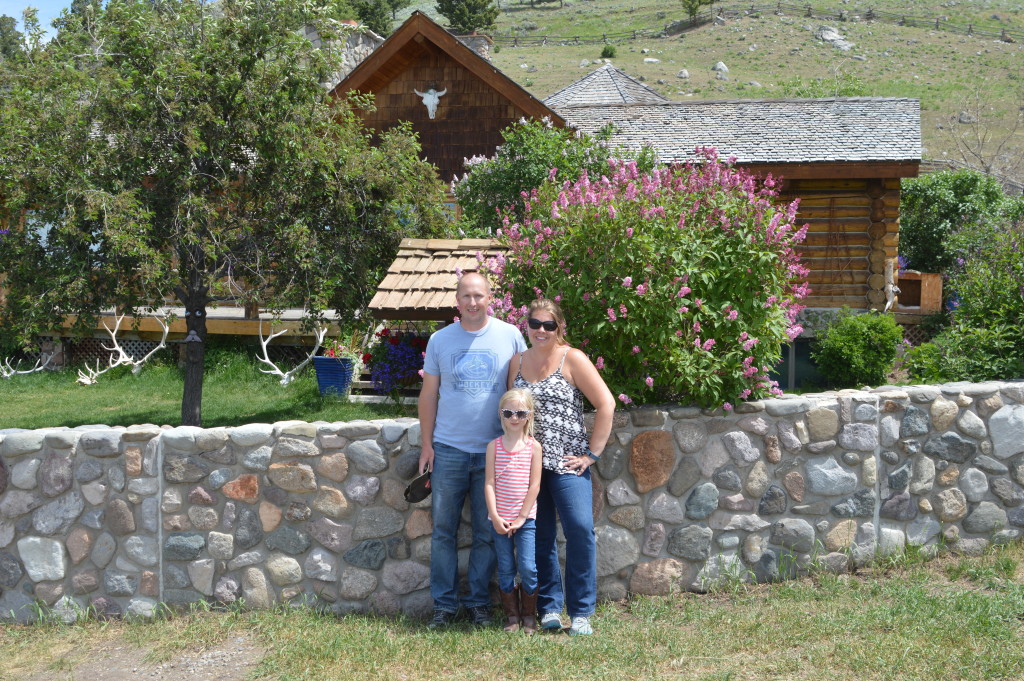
{"left": 4, "top": 543, "right": 1024, "bottom": 680}
{"left": 0, "top": 353, "right": 412, "bottom": 429}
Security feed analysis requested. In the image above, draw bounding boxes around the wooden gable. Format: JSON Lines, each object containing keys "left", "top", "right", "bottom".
{"left": 331, "top": 12, "right": 563, "bottom": 182}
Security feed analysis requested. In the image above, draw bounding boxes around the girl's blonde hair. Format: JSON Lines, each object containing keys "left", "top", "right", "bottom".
{"left": 499, "top": 388, "right": 536, "bottom": 438}
{"left": 528, "top": 298, "right": 568, "bottom": 346}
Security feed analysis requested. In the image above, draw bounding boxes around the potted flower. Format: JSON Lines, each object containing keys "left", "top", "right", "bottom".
{"left": 363, "top": 327, "right": 429, "bottom": 402}
{"left": 313, "top": 334, "right": 363, "bottom": 397}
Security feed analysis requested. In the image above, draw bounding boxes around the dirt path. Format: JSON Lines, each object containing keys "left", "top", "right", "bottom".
{"left": 19, "top": 633, "right": 267, "bottom": 681}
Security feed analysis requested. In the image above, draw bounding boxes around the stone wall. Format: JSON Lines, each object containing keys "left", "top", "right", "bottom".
{"left": 1, "top": 380, "right": 1023, "bottom": 623}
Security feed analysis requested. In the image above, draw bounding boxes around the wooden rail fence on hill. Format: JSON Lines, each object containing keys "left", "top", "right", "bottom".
{"left": 489, "top": 2, "right": 1023, "bottom": 47}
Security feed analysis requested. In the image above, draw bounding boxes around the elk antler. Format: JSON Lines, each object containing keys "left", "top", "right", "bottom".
{"left": 1, "top": 352, "right": 54, "bottom": 379}
{"left": 256, "top": 322, "right": 327, "bottom": 386}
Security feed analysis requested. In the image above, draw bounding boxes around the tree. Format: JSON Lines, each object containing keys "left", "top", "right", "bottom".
{"left": 351, "top": 0, "right": 391, "bottom": 35}
{"left": 0, "top": 15, "right": 22, "bottom": 62}
{"left": 945, "top": 83, "right": 1024, "bottom": 183}
{"left": 386, "top": 0, "right": 412, "bottom": 20}
{"left": 0, "top": 0, "right": 447, "bottom": 426}
{"left": 435, "top": 0, "right": 499, "bottom": 34}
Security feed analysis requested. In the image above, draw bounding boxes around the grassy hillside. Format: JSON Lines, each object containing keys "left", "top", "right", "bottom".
{"left": 397, "top": 1, "right": 1024, "bottom": 178}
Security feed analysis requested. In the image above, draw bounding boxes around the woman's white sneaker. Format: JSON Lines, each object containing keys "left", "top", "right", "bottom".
{"left": 540, "top": 612, "right": 563, "bottom": 630}
{"left": 568, "top": 616, "right": 593, "bottom": 636}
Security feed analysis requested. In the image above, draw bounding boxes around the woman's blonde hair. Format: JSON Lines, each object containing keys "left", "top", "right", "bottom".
{"left": 499, "top": 388, "right": 536, "bottom": 437}
{"left": 528, "top": 298, "right": 568, "bottom": 346}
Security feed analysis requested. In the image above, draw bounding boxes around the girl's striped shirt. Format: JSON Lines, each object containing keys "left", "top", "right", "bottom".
{"left": 493, "top": 435, "right": 537, "bottom": 522}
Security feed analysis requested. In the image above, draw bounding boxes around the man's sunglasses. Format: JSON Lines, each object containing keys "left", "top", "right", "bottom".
{"left": 527, "top": 318, "right": 558, "bottom": 332}
{"left": 501, "top": 409, "right": 532, "bottom": 420}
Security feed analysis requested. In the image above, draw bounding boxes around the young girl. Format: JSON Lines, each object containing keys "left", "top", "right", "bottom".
{"left": 485, "top": 388, "right": 543, "bottom": 634}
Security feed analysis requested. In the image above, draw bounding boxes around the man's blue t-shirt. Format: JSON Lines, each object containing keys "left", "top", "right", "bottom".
{"left": 424, "top": 317, "right": 527, "bottom": 453}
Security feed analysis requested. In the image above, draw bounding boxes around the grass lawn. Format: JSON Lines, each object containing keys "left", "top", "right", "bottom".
{"left": 0, "top": 352, "right": 413, "bottom": 430}
{"left": 3, "top": 544, "right": 1024, "bottom": 680}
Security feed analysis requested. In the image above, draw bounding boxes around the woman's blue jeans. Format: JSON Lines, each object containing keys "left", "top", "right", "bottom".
{"left": 536, "top": 468, "right": 596, "bottom": 618}
{"left": 429, "top": 442, "right": 495, "bottom": 613}
{"left": 493, "top": 519, "right": 537, "bottom": 594}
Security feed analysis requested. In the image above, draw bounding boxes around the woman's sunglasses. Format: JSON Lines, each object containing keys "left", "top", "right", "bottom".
{"left": 501, "top": 409, "right": 532, "bottom": 420}
{"left": 527, "top": 318, "right": 558, "bottom": 332}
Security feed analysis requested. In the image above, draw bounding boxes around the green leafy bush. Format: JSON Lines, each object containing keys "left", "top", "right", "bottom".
{"left": 906, "top": 220, "right": 1024, "bottom": 381}
{"left": 454, "top": 118, "right": 655, "bottom": 233}
{"left": 600, "top": 44, "right": 616, "bottom": 59}
{"left": 899, "top": 169, "right": 1024, "bottom": 273}
{"left": 810, "top": 309, "right": 903, "bottom": 388}
{"left": 479, "top": 149, "right": 809, "bottom": 408}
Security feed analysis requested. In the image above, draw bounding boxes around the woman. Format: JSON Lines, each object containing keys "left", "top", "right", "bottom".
{"left": 508, "top": 298, "right": 615, "bottom": 636}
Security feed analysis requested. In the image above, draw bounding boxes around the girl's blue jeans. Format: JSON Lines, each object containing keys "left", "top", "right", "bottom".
{"left": 493, "top": 519, "right": 537, "bottom": 594}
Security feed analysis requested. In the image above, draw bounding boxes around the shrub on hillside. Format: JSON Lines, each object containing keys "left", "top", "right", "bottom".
{"left": 810, "top": 309, "right": 903, "bottom": 388}
{"left": 479, "top": 149, "right": 809, "bottom": 408}
{"left": 600, "top": 44, "right": 616, "bottom": 59}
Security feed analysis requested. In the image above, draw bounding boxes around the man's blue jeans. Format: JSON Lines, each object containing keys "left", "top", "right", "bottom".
{"left": 430, "top": 441, "right": 495, "bottom": 612}
{"left": 536, "top": 468, "right": 596, "bottom": 618}
{"left": 493, "top": 519, "right": 537, "bottom": 594}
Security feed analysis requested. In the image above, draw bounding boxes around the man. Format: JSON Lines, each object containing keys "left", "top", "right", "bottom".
{"left": 418, "top": 271, "right": 527, "bottom": 628}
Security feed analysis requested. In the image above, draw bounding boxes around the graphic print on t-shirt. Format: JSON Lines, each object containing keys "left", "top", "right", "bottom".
{"left": 453, "top": 349, "right": 499, "bottom": 397}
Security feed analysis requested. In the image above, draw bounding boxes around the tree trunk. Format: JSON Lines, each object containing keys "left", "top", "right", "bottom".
{"left": 180, "top": 301, "right": 208, "bottom": 426}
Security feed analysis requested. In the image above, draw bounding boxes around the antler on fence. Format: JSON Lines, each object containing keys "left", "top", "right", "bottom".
{"left": 256, "top": 322, "right": 326, "bottom": 386}
{"left": 76, "top": 314, "right": 170, "bottom": 385}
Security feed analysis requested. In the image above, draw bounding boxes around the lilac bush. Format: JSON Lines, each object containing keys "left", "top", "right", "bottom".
{"left": 478, "top": 149, "right": 810, "bottom": 408}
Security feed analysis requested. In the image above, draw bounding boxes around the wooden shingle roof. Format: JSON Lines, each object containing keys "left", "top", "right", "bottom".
{"left": 544, "top": 64, "right": 670, "bottom": 108}
{"left": 368, "top": 238, "right": 503, "bottom": 320}
{"left": 556, "top": 97, "right": 921, "bottom": 175}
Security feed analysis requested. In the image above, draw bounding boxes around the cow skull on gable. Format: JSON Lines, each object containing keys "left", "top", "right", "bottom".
{"left": 413, "top": 85, "right": 447, "bottom": 120}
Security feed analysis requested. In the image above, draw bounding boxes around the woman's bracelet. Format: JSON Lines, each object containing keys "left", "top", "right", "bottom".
{"left": 586, "top": 447, "right": 600, "bottom": 461}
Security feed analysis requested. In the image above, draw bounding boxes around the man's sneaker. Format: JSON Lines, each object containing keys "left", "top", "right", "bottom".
{"left": 567, "top": 616, "right": 593, "bottom": 636}
{"left": 467, "top": 605, "right": 494, "bottom": 627}
{"left": 540, "top": 612, "right": 563, "bottom": 630}
{"left": 427, "top": 610, "right": 456, "bottom": 630}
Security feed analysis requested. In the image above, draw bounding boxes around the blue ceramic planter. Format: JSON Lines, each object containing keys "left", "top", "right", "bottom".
{"left": 313, "top": 356, "right": 355, "bottom": 397}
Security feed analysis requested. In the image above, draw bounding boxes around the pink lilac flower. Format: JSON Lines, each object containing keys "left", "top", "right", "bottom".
{"left": 583, "top": 292, "right": 591, "bottom": 301}
{"left": 622, "top": 276, "right": 633, "bottom": 287}
{"left": 636, "top": 284, "right": 648, "bottom": 295}
{"left": 619, "top": 304, "right": 627, "bottom": 315}
{"left": 626, "top": 227, "right": 634, "bottom": 237}
{"left": 738, "top": 389, "right": 751, "bottom": 399}
{"left": 702, "top": 338, "right": 716, "bottom": 351}
{"left": 595, "top": 356, "right": 605, "bottom": 369}
{"left": 607, "top": 308, "right": 617, "bottom": 322}
{"left": 618, "top": 393, "right": 633, "bottom": 405}
{"left": 722, "top": 402, "right": 734, "bottom": 412}
{"left": 694, "top": 298, "right": 704, "bottom": 308}
{"left": 645, "top": 376, "right": 654, "bottom": 388}
{"left": 677, "top": 286, "right": 691, "bottom": 297}
{"left": 677, "top": 306, "right": 689, "bottom": 314}
{"left": 725, "top": 309, "right": 738, "bottom": 321}
{"left": 675, "top": 329, "right": 683, "bottom": 337}
{"left": 693, "top": 321, "right": 701, "bottom": 333}
{"left": 632, "top": 346, "right": 640, "bottom": 354}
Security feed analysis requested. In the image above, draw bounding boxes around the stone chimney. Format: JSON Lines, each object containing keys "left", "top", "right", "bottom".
{"left": 304, "top": 22, "right": 386, "bottom": 90}
{"left": 454, "top": 32, "right": 493, "bottom": 61}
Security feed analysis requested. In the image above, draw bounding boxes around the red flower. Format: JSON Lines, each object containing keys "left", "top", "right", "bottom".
{"left": 389, "top": 337, "right": 400, "bottom": 345}
{"left": 362, "top": 353, "right": 372, "bottom": 364}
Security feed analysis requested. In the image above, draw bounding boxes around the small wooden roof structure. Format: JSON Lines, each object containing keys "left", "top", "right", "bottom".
{"left": 368, "top": 238, "right": 502, "bottom": 320}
